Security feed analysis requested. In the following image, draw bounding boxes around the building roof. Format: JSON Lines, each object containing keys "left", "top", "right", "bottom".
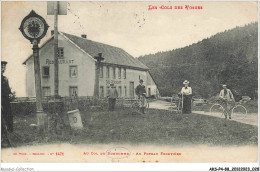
{"left": 23, "top": 32, "right": 148, "bottom": 71}
{"left": 62, "top": 32, "right": 148, "bottom": 70}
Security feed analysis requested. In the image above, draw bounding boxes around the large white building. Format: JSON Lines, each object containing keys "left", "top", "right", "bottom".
{"left": 23, "top": 32, "right": 160, "bottom": 98}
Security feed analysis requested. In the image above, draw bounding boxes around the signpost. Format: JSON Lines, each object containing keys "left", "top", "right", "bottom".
{"left": 47, "top": 1, "right": 67, "bottom": 15}
{"left": 93, "top": 53, "right": 104, "bottom": 98}
{"left": 19, "top": 10, "right": 49, "bottom": 134}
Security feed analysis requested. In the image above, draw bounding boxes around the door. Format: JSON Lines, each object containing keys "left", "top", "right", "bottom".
{"left": 129, "top": 82, "right": 134, "bottom": 98}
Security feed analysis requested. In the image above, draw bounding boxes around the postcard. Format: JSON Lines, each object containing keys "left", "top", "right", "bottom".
{"left": 1, "top": 1, "right": 258, "bottom": 170}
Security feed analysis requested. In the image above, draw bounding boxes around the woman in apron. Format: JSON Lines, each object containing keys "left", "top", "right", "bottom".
{"left": 180, "top": 80, "right": 192, "bottom": 114}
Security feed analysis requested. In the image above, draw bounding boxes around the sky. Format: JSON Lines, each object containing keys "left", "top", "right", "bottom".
{"left": 1, "top": 1, "right": 258, "bottom": 97}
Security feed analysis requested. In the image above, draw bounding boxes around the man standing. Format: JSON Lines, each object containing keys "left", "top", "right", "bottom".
{"left": 1, "top": 61, "right": 13, "bottom": 133}
{"left": 135, "top": 79, "right": 146, "bottom": 98}
{"left": 219, "top": 84, "right": 235, "bottom": 119}
{"left": 135, "top": 79, "right": 146, "bottom": 114}
{"left": 107, "top": 83, "right": 118, "bottom": 111}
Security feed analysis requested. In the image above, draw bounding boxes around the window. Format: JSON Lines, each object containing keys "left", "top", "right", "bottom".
{"left": 70, "top": 66, "right": 78, "bottom": 78}
{"left": 124, "top": 86, "right": 127, "bottom": 97}
{"left": 58, "top": 47, "right": 64, "bottom": 58}
{"left": 69, "top": 86, "right": 78, "bottom": 97}
{"left": 100, "top": 86, "right": 104, "bottom": 98}
{"left": 99, "top": 65, "right": 103, "bottom": 78}
{"left": 113, "top": 67, "right": 116, "bottom": 79}
{"left": 118, "top": 86, "right": 122, "bottom": 97}
{"left": 123, "top": 68, "right": 126, "bottom": 79}
{"left": 42, "top": 87, "right": 51, "bottom": 97}
{"left": 42, "top": 66, "right": 50, "bottom": 77}
{"left": 118, "top": 67, "right": 121, "bottom": 79}
{"left": 106, "top": 66, "right": 110, "bottom": 78}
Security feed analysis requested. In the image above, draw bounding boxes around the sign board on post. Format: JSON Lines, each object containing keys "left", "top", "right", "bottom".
{"left": 19, "top": 10, "right": 49, "bottom": 44}
{"left": 19, "top": 10, "right": 49, "bottom": 134}
{"left": 47, "top": 1, "right": 67, "bottom": 15}
{"left": 67, "top": 109, "right": 83, "bottom": 130}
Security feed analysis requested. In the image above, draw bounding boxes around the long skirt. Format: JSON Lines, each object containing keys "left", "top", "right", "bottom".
{"left": 182, "top": 95, "right": 192, "bottom": 114}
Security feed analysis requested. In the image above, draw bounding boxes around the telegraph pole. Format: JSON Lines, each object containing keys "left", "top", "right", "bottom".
{"left": 54, "top": 1, "right": 59, "bottom": 97}
{"left": 47, "top": 1, "right": 67, "bottom": 133}
{"left": 48, "top": 1, "right": 67, "bottom": 97}
{"left": 94, "top": 53, "right": 104, "bottom": 98}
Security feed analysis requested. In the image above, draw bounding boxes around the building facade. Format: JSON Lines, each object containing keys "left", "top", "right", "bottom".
{"left": 23, "top": 32, "right": 160, "bottom": 98}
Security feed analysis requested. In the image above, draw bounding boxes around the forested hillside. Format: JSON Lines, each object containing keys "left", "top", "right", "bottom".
{"left": 139, "top": 23, "right": 258, "bottom": 99}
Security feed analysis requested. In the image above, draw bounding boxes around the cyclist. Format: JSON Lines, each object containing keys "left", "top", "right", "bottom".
{"left": 219, "top": 84, "right": 235, "bottom": 119}
{"left": 135, "top": 79, "right": 146, "bottom": 114}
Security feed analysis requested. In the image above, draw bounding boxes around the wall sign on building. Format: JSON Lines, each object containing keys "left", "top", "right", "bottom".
{"left": 106, "top": 80, "right": 122, "bottom": 85}
{"left": 46, "top": 59, "right": 74, "bottom": 65}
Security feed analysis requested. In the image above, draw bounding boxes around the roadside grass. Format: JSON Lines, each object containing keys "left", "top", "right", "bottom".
{"left": 2, "top": 107, "right": 258, "bottom": 148}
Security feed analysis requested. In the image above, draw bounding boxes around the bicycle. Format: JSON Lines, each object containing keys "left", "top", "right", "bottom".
{"left": 131, "top": 95, "right": 149, "bottom": 114}
{"left": 210, "top": 100, "right": 247, "bottom": 119}
{"left": 170, "top": 94, "right": 182, "bottom": 113}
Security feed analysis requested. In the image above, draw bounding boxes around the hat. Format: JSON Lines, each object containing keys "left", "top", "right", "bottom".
{"left": 183, "top": 80, "right": 189, "bottom": 85}
{"left": 1, "top": 61, "right": 7, "bottom": 65}
{"left": 222, "top": 84, "right": 227, "bottom": 87}
{"left": 139, "top": 79, "right": 144, "bottom": 83}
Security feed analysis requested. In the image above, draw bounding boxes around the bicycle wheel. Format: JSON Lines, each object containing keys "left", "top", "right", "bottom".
{"left": 144, "top": 102, "right": 149, "bottom": 113}
{"left": 231, "top": 105, "right": 247, "bottom": 120}
{"left": 210, "top": 104, "right": 225, "bottom": 118}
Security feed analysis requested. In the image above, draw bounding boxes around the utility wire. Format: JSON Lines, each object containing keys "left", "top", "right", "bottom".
{"left": 67, "top": 2, "right": 86, "bottom": 33}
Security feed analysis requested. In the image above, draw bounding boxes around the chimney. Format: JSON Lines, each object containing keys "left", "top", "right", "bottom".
{"left": 81, "top": 34, "right": 87, "bottom": 39}
{"left": 51, "top": 30, "right": 54, "bottom": 36}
